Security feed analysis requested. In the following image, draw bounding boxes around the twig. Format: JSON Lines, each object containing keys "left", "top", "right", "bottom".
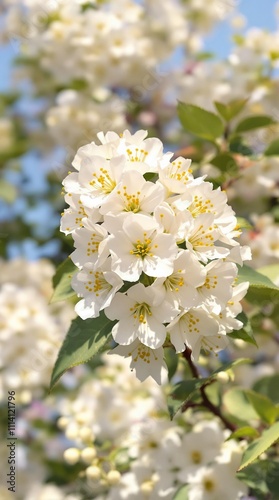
{"left": 182, "top": 347, "right": 237, "bottom": 432}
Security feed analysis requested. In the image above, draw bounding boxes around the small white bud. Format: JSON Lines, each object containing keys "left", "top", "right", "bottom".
{"left": 140, "top": 480, "right": 154, "bottom": 494}
{"left": 65, "top": 423, "right": 79, "bottom": 440}
{"left": 106, "top": 470, "right": 121, "bottom": 485}
{"left": 63, "top": 448, "right": 80, "bottom": 465}
{"left": 216, "top": 371, "right": 230, "bottom": 383}
{"left": 57, "top": 417, "right": 69, "bottom": 430}
{"left": 86, "top": 465, "right": 102, "bottom": 481}
{"left": 79, "top": 426, "right": 94, "bottom": 442}
{"left": 80, "top": 447, "right": 97, "bottom": 464}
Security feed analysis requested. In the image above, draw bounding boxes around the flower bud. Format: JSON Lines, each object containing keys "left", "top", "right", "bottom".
{"left": 106, "top": 470, "right": 121, "bottom": 485}
{"left": 64, "top": 447, "right": 80, "bottom": 465}
{"left": 80, "top": 447, "right": 97, "bottom": 464}
{"left": 86, "top": 465, "right": 102, "bottom": 481}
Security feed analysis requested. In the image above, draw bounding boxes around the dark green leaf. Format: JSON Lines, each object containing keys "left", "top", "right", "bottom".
{"left": 177, "top": 102, "right": 224, "bottom": 141}
{"left": 253, "top": 374, "right": 279, "bottom": 405}
{"left": 209, "top": 152, "right": 238, "bottom": 174}
{"left": 168, "top": 378, "right": 205, "bottom": 419}
{"left": 165, "top": 347, "right": 178, "bottom": 381}
{"left": 264, "top": 138, "right": 279, "bottom": 156}
{"left": 266, "top": 461, "right": 279, "bottom": 495}
{"left": 51, "top": 258, "right": 77, "bottom": 303}
{"left": 229, "top": 137, "right": 253, "bottom": 156}
{"left": 234, "top": 115, "right": 276, "bottom": 134}
{"left": 50, "top": 313, "right": 115, "bottom": 389}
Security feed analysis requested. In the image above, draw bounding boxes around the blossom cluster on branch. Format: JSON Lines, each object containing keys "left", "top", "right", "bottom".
{"left": 61, "top": 129, "right": 251, "bottom": 383}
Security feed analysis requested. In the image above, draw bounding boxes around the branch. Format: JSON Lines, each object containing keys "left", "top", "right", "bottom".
{"left": 182, "top": 346, "right": 237, "bottom": 432}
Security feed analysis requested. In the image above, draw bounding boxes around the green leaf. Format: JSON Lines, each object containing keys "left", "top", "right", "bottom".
{"left": 173, "top": 485, "right": 189, "bottom": 500}
{"left": 238, "top": 421, "right": 279, "bottom": 471}
{"left": 168, "top": 378, "right": 206, "bottom": 420}
{"left": 50, "top": 313, "right": 115, "bottom": 390}
{"left": 214, "top": 98, "right": 248, "bottom": 122}
{"left": 227, "top": 312, "right": 257, "bottom": 347}
{"left": 234, "top": 115, "right": 276, "bottom": 134}
{"left": 209, "top": 153, "right": 238, "bottom": 174}
{"left": 253, "top": 374, "right": 279, "bottom": 404}
{"left": 264, "top": 138, "right": 279, "bottom": 156}
{"left": 51, "top": 258, "right": 77, "bottom": 303}
{"left": 236, "top": 460, "right": 270, "bottom": 496}
{"left": 177, "top": 102, "right": 224, "bottom": 141}
{"left": 164, "top": 347, "right": 178, "bottom": 381}
{"left": 237, "top": 264, "right": 279, "bottom": 304}
{"left": 223, "top": 387, "right": 260, "bottom": 422}
{"left": 167, "top": 358, "right": 250, "bottom": 420}
{"left": 227, "top": 328, "right": 257, "bottom": 346}
{"left": 257, "top": 264, "right": 279, "bottom": 285}
{"left": 266, "top": 461, "right": 279, "bottom": 495}
{"left": 236, "top": 217, "right": 253, "bottom": 230}
{"left": 245, "top": 390, "right": 279, "bottom": 424}
{"left": 0, "top": 179, "right": 17, "bottom": 203}
{"left": 211, "top": 357, "right": 251, "bottom": 377}
{"left": 229, "top": 137, "right": 253, "bottom": 156}
{"left": 228, "top": 426, "right": 260, "bottom": 440}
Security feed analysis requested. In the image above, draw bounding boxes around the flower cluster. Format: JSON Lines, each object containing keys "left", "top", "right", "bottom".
{"left": 61, "top": 130, "right": 250, "bottom": 383}
{"left": 0, "top": 259, "right": 75, "bottom": 401}
{"left": 59, "top": 355, "right": 247, "bottom": 500}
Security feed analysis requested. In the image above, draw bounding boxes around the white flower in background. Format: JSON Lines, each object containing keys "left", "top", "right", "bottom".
{"left": 105, "top": 283, "right": 178, "bottom": 349}
{"left": 109, "top": 339, "right": 168, "bottom": 385}
{"left": 173, "top": 421, "right": 225, "bottom": 481}
{"left": 0, "top": 260, "right": 75, "bottom": 400}
{"left": 46, "top": 89, "right": 127, "bottom": 148}
{"left": 187, "top": 462, "right": 247, "bottom": 500}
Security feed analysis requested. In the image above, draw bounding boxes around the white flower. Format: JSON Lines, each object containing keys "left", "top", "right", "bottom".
{"left": 71, "top": 220, "right": 108, "bottom": 269}
{"left": 195, "top": 260, "right": 238, "bottom": 315}
{"left": 77, "top": 155, "right": 126, "bottom": 209}
{"left": 99, "top": 170, "right": 165, "bottom": 216}
{"left": 109, "top": 339, "right": 168, "bottom": 385}
{"left": 105, "top": 283, "right": 178, "bottom": 349}
{"left": 158, "top": 156, "right": 194, "bottom": 194}
{"left": 72, "top": 259, "right": 123, "bottom": 319}
{"left": 173, "top": 421, "right": 225, "bottom": 481}
{"left": 167, "top": 307, "right": 220, "bottom": 358}
{"left": 184, "top": 213, "right": 230, "bottom": 262}
{"left": 60, "top": 193, "right": 101, "bottom": 235}
{"left": 155, "top": 250, "right": 206, "bottom": 309}
{"left": 108, "top": 213, "right": 178, "bottom": 281}
{"left": 187, "top": 462, "right": 247, "bottom": 500}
